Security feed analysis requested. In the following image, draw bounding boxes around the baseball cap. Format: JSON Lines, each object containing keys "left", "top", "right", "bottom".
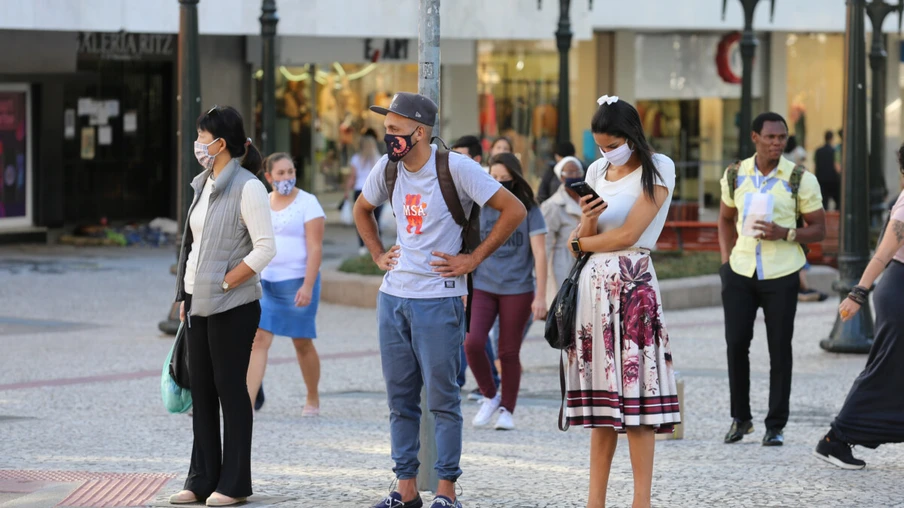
{"left": 370, "top": 92, "right": 438, "bottom": 126}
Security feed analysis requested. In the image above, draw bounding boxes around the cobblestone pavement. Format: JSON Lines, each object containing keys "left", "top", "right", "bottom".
{"left": 1, "top": 242, "right": 902, "bottom": 507}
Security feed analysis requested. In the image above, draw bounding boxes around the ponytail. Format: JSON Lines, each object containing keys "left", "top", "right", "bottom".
{"left": 241, "top": 138, "right": 263, "bottom": 174}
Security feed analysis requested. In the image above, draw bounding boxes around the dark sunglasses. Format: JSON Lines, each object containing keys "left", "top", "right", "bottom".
{"left": 206, "top": 105, "right": 220, "bottom": 117}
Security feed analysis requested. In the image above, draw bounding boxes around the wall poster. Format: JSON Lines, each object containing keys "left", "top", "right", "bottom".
{"left": 0, "top": 84, "right": 32, "bottom": 229}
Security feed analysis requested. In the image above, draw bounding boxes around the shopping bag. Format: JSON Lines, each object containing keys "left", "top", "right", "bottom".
{"left": 169, "top": 319, "right": 190, "bottom": 389}
{"left": 340, "top": 198, "right": 354, "bottom": 226}
{"left": 161, "top": 323, "right": 193, "bottom": 414}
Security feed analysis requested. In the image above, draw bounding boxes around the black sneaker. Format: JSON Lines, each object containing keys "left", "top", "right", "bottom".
{"left": 724, "top": 419, "right": 754, "bottom": 444}
{"left": 370, "top": 492, "right": 424, "bottom": 508}
{"left": 254, "top": 384, "right": 265, "bottom": 411}
{"left": 814, "top": 432, "right": 866, "bottom": 470}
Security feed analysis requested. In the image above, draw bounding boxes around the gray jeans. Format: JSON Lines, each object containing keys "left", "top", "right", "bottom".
{"left": 377, "top": 292, "right": 465, "bottom": 482}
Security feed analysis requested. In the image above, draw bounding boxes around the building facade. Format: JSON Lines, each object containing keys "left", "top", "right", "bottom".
{"left": 0, "top": 0, "right": 900, "bottom": 236}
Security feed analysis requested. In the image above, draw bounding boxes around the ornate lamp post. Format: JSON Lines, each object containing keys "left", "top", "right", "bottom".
{"left": 538, "top": 0, "right": 593, "bottom": 145}
{"left": 160, "top": 0, "right": 202, "bottom": 335}
{"left": 865, "top": 0, "right": 903, "bottom": 227}
{"left": 722, "top": 0, "right": 775, "bottom": 159}
{"left": 821, "top": 0, "right": 875, "bottom": 354}
{"left": 260, "top": 0, "right": 279, "bottom": 156}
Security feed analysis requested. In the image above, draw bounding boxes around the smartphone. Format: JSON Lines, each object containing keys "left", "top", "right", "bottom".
{"left": 569, "top": 181, "right": 605, "bottom": 208}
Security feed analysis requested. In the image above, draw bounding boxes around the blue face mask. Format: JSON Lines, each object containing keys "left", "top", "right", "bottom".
{"left": 563, "top": 177, "right": 584, "bottom": 188}
{"left": 273, "top": 178, "right": 296, "bottom": 196}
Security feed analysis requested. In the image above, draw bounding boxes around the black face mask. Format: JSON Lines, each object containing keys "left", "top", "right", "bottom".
{"left": 385, "top": 128, "right": 419, "bottom": 162}
{"left": 499, "top": 180, "right": 515, "bottom": 191}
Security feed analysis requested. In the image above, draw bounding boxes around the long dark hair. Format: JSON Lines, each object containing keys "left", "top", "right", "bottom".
{"left": 591, "top": 100, "right": 662, "bottom": 201}
{"left": 488, "top": 152, "right": 535, "bottom": 210}
{"left": 197, "top": 105, "right": 263, "bottom": 174}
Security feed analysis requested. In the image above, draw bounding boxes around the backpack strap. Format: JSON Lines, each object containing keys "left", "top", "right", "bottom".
{"left": 726, "top": 160, "right": 741, "bottom": 201}
{"left": 435, "top": 150, "right": 479, "bottom": 332}
{"left": 789, "top": 164, "right": 806, "bottom": 221}
{"left": 385, "top": 160, "right": 399, "bottom": 214}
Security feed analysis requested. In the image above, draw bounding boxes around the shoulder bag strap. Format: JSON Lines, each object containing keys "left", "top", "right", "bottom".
{"left": 385, "top": 160, "right": 399, "bottom": 214}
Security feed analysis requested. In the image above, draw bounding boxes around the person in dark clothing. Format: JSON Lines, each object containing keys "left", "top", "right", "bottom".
{"left": 536, "top": 141, "right": 577, "bottom": 203}
{"left": 814, "top": 130, "right": 841, "bottom": 210}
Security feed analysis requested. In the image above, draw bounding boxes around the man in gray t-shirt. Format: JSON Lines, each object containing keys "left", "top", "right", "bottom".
{"left": 354, "top": 92, "right": 526, "bottom": 508}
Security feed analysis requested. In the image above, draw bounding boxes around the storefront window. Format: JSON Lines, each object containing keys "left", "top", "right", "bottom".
{"left": 477, "top": 40, "right": 560, "bottom": 182}
{"left": 785, "top": 33, "right": 844, "bottom": 156}
{"left": 254, "top": 62, "right": 418, "bottom": 193}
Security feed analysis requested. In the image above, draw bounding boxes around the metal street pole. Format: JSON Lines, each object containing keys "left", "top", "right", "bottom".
{"left": 555, "top": 0, "right": 572, "bottom": 145}
{"left": 821, "top": 0, "right": 875, "bottom": 354}
{"left": 417, "top": 0, "right": 441, "bottom": 494}
{"left": 865, "top": 0, "right": 902, "bottom": 228}
{"left": 722, "top": 0, "right": 776, "bottom": 159}
{"left": 160, "top": 0, "right": 201, "bottom": 335}
{"left": 260, "top": 0, "right": 279, "bottom": 156}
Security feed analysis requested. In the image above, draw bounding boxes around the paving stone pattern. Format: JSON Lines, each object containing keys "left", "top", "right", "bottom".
{"left": 0, "top": 244, "right": 902, "bottom": 507}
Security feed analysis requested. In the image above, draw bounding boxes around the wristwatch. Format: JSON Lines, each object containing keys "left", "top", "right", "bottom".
{"left": 222, "top": 280, "right": 231, "bottom": 292}
{"left": 786, "top": 228, "right": 797, "bottom": 242}
{"left": 570, "top": 237, "right": 583, "bottom": 254}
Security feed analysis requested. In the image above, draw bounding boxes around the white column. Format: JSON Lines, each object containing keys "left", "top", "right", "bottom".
{"left": 768, "top": 31, "right": 788, "bottom": 118}
{"left": 612, "top": 30, "right": 636, "bottom": 104}
{"left": 886, "top": 34, "right": 902, "bottom": 195}
{"left": 441, "top": 63, "right": 479, "bottom": 143}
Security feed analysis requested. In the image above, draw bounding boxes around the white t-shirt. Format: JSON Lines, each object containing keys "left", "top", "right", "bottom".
{"left": 362, "top": 145, "right": 502, "bottom": 299}
{"left": 585, "top": 153, "right": 676, "bottom": 250}
{"left": 183, "top": 176, "right": 275, "bottom": 294}
{"left": 261, "top": 190, "right": 326, "bottom": 282}
{"left": 351, "top": 153, "right": 380, "bottom": 191}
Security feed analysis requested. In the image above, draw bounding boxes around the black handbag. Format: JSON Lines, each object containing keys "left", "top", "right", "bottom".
{"left": 545, "top": 253, "right": 591, "bottom": 350}
{"left": 169, "top": 319, "right": 191, "bottom": 390}
{"left": 545, "top": 252, "right": 591, "bottom": 432}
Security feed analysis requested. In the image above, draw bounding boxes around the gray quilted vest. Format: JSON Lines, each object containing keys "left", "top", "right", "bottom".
{"left": 175, "top": 158, "right": 262, "bottom": 317}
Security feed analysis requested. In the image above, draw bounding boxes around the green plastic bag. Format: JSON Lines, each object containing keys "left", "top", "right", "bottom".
{"left": 161, "top": 323, "right": 193, "bottom": 414}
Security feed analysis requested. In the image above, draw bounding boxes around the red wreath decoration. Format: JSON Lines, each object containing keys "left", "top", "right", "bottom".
{"left": 716, "top": 32, "right": 744, "bottom": 85}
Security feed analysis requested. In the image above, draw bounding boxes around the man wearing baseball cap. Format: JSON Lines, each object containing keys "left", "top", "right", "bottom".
{"left": 355, "top": 92, "right": 526, "bottom": 508}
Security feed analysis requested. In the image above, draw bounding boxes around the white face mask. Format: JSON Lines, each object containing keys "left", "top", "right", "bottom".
{"left": 600, "top": 141, "right": 634, "bottom": 166}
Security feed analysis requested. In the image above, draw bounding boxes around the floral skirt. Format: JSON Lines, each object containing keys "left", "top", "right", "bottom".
{"left": 564, "top": 249, "right": 681, "bottom": 432}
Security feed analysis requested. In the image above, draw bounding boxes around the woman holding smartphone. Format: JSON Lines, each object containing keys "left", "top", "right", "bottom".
{"left": 566, "top": 96, "right": 680, "bottom": 508}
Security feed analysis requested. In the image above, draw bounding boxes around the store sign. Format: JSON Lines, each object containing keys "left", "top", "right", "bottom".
{"left": 77, "top": 32, "right": 175, "bottom": 62}
{"left": 0, "top": 88, "right": 30, "bottom": 225}
{"left": 364, "top": 38, "right": 411, "bottom": 62}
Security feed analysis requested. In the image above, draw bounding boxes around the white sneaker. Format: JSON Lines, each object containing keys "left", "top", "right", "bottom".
{"left": 494, "top": 407, "right": 515, "bottom": 430}
{"left": 472, "top": 393, "right": 501, "bottom": 427}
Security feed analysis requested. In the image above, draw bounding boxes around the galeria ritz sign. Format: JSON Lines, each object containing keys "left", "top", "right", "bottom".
{"left": 77, "top": 32, "right": 175, "bottom": 61}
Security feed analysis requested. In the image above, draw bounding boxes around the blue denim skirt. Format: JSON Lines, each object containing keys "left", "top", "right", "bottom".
{"left": 259, "top": 274, "right": 321, "bottom": 339}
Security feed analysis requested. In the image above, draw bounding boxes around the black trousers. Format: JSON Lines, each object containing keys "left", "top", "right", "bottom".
{"left": 183, "top": 295, "right": 261, "bottom": 499}
{"left": 720, "top": 265, "right": 800, "bottom": 431}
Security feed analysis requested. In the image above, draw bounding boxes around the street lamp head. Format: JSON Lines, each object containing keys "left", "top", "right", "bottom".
{"left": 722, "top": 0, "right": 777, "bottom": 22}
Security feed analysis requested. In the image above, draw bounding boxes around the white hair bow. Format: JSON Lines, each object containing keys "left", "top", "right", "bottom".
{"left": 597, "top": 95, "right": 619, "bottom": 106}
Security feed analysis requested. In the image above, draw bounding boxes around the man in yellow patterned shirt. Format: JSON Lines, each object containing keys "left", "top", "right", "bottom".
{"left": 718, "top": 112, "right": 826, "bottom": 447}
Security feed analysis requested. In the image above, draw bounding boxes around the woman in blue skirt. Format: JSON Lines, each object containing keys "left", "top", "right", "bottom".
{"left": 246, "top": 152, "right": 326, "bottom": 417}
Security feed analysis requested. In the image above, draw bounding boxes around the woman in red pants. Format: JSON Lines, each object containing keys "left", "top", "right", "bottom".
{"left": 465, "top": 152, "right": 548, "bottom": 431}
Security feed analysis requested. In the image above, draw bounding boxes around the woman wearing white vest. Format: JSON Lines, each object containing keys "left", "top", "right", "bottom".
{"left": 170, "top": 106, "right": 276, "bottom": 507}
{"left": 246, "top": 152, "right": 326, "bottom": 418}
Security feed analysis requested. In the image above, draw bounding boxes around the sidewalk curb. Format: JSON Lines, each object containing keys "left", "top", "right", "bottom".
{"left": 321, "top": 266, "right": 840, "bottom": 310}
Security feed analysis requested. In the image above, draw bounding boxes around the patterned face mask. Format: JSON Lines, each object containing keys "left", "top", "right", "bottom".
{"left": 384, "top": 129, "right": 418, "bottom": 162}
{"left": 194, "top": 138, "right": 223, "bottom": 170}
{"left": 273, "top": 178, "right": 296, "bottom": 196}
